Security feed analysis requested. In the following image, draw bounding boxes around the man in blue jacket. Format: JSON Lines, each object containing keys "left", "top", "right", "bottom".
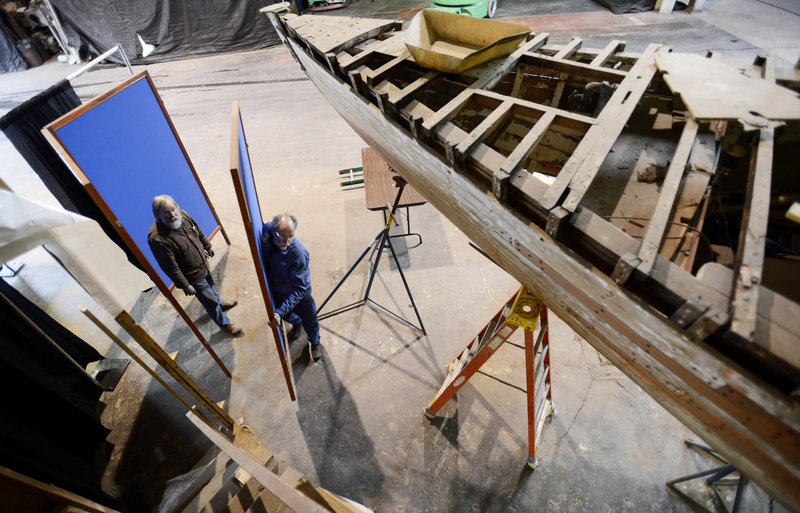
{"left": 261, "top": 213, "right": 323, "bottom": 361}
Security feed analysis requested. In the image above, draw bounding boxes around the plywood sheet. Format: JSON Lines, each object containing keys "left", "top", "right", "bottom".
{"left": 287, "top": 16, "right": 396, "bottom": 54}
{"left": 656, "top": 52, "right": 800, "bottom": 120}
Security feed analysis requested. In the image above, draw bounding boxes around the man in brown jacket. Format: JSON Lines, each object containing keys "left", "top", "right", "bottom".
{"left": 148, "top": 195, "right": 242, "bottom": 336}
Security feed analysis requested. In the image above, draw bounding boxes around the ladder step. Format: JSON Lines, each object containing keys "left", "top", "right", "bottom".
{"left": 534, "top": 364, "right": 549, "bottom": 405}
{"left": 534, "top": 398, "right": 553, "bottom": 451}
{"left": 533, "top": 322, "right": 547, "bottom": 353}
{"left": 533, "top": 344, "right": 549, "bottom": 381}
{"left": 534, "top": 385, "right": 552, "bottom": 429}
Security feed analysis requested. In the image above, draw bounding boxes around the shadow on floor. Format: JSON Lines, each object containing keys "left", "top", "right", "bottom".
{"left": 291, "top": 350, "right": 385, "bottom": 504}
{"left": 103, "top": 389, "right": 215, "bottom": 512}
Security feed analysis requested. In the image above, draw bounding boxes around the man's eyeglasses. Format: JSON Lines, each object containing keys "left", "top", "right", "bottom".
{"left": 274, "top": 229, "right": 293, "bottom": 244}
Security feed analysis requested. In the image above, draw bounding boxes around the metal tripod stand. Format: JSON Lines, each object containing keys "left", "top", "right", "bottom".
{"left": 316, "top": 175, "right": 426, "bottom": 334}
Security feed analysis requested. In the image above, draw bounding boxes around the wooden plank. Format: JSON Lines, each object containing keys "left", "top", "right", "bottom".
{"left": 590, "top": 40, "right": 625, "bottom": 67}
{"left": 364, "top": 51, "right": 412, "bottom": 86}
{"left": 756, "top": 286, "right": 800, "bottom": 371}
{"left": 230, "top": 102, "right": 296, "bottom": 401}
{"left": 656, "top": 52, "right": 800, "bottom": 120}
{"left": 476, "top": 89, "right": 597, "bottom": 127}
{"left": 510, "top": 63, "right": 526, "bottom": 96}
{"left": 730, "top": 125, "right": 774, "bottom": 341}
{"left": 549, "top": 72, "right": 567, "bottom": 107}
{"left": 388, "top": 71, "right": 441, "bottom": 107}
{"left": 178, "top": 455, "right": 236, "bottom": 513}
{"left": 454, "top": 100, "right": 515, "bottom": 162}
{"left": 115, "top": 310, "right": 235, "bottom": 430}
{"left": 470, "top": 32, "right": 550, "bottom": 91}
{"left": 676, "top": 185, "right": 711, "bottom": 272}
{"left": 553, "top": 38, "right": 582, "bottom": 60}
{"left": 499, "top": 111, "right": 557, "bottom": 176}
{"left": 663, "top": 129, "right": 717, "bottom": 263}
{"left": 362, "top": 146, "right": 426, "bottom": 210}
{"left": 81, "top": 308, "right": 217, "bottom": 430}
{"left": 420, "top": 88, "right": 475, "bottom": 135}
{"left": 520, "top": 52, "right": 628, "bottom": 80}
{"left": 637, "top": 119, "right": 699, "bottom": 275}
{"left": 286, "top": 16, "right": 396, "bottom": 55}
{"left": 555, "top": 43, "right": 661, "bottom": 213}
{"left": 186, "top": 411, "right": 328, "bottom": 513}
{"left": 0, "top": 466, "right": 122, "bottom": 513}
{"left": 316, "top": 487, "right": 373, "bottom": 513}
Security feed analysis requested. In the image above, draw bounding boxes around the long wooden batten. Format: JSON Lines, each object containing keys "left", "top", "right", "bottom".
{"left": 262, "top": 6, "right": 800, "bottom": 508}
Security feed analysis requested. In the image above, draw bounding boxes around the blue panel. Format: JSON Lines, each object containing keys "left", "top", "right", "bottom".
{"left": 235, "top": 115, "right": 286, "bottom": 353}
{"left": 54, "top": 75, "right": 219, "bottom": 287}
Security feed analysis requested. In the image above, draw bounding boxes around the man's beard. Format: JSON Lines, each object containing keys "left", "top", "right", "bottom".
{"left": 169, "top": 212, "right": 183, "bottom": 230}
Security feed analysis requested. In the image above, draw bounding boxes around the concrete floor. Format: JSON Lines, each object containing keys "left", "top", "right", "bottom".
{"left": 2, "top": 0, "right": 799, "bottom": 511}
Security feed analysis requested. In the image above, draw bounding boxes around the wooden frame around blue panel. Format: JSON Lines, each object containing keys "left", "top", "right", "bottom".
{"left": 229, "top": 101, "right": 296, "bottom": 401}
{"left": 43, "top": 70, "right": 231, "bottom": 378}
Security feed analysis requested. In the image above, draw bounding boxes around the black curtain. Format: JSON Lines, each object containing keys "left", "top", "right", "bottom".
{"left": 0, "top": 11, "right": 27, "bottom": 73}
{"left": 0, "top": 283, "right": 119, "bottom": 509}
{"left": 53, "top": 0, "right": 282, "bottom": 65}
{"left": 0, "top": 278, "right": 103, "bottom": 366}
{"left": 0, "top": 79, "right": 142, "bottom": 270}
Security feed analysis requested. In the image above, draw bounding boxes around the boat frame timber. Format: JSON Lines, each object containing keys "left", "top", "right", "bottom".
{"left": 262, "top": 7, "right": 800, "bottom": 509}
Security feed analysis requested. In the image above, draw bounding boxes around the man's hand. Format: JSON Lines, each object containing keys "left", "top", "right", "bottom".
{"left": 205, "top": 248, "right": 214, "bottom": 258}
{"left": 183, "top": 285, "right": 196, "bottom": 296}
{"left": 269, "top": 312, "right": 281, "bottom": 328}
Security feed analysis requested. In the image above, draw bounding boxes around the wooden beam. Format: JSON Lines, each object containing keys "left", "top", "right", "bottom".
{"left": 81, "top": 308, "right": 218, "bottom": 430}
{"left": 476, "top": 89, "right": 597, "bottom": 127}
{"left": 0, "top": 466, "right": 122, "bottom": 513}
{"left": 365, "top": 51, "right": 411, "bottom": 86}
{"left": 730, "top": 124, "right": 774, "bottom": 341}
{"left": 554, "top": 43, "right": 661, "bottom": 213}
{"left": 421, "top": 89, "right": 475, "bottom": 135}
{"left": 636, "top": 118, "right": 700, "bottom": 276}
{"left": 521, "top": 52, "right": 628, "bottom": 80}
{"left": 553, "top": 38, "right": 582, "bottom": 60}
{"left": 186, "top": 412, "right": 329, "bottom": 513}
{"left": 470, "top": 32, "right": 550, "bottom": 91}
{"left": 590, "top": 40, "right": 626, "bottom": 68}
{"left": 500, "top": 111, "right": 557, "bottom": 177}
{"left": 549, "top": 72, "right": 568, "bottom": 107}
{"left": 510, "top": 63, "right": 527, "bottom": 97}
{"left": 388, "top": 71, "right": 441, "bottom": 108}
{"left": 115, "top": 310, "right": 235, "bottom": 430}
{"left": 454, "top": 100, "right": 515, "bottom": 163}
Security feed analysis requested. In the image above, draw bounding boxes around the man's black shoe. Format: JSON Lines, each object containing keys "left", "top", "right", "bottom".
{"left": 287, "top": 323, "right": 303, "bottom": 342}
{"left": 310, "top": 343, "right": 323, "bottom": 362}
{"left": 221, "top": 300, "right": 238, "bottom": 312}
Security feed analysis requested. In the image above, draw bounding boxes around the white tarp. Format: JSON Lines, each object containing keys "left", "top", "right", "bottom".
{"left": 0, "top": 187, "right": 151, "bottom": 314}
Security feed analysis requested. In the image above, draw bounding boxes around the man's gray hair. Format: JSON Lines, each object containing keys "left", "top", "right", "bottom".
{"left": 272, "top": 213, "right": 298, "bottom": 231}
{"left": 152, "top": 195, "right": 178, "bottom": 219}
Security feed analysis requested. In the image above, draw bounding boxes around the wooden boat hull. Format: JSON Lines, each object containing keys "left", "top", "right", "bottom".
{"left": 262, "top": 6, "right": 800, "bottom": 508}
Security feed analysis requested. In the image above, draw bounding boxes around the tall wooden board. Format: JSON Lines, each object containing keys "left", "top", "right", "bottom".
{"left": 43, "top": 70, "right": 231, "bottom": 377}
{"left": 229, "top": 101, "right": 296, "bottom": 401}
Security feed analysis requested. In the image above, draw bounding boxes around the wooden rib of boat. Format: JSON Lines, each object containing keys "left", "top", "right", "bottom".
{"left": 261, "top": 4, "right": 800, "bottom": 508}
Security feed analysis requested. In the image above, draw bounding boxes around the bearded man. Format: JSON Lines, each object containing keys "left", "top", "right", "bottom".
{"left": 148, "top": 194, "right": 242, "bottom": 336}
